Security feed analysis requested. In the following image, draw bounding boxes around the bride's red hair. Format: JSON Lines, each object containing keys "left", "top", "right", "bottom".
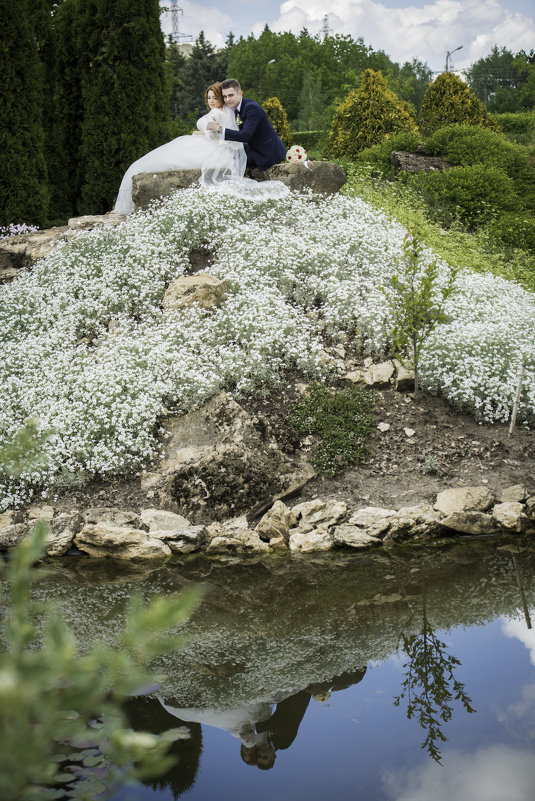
{"left": 204, "top": 82, "right": 223, "bottom": 108}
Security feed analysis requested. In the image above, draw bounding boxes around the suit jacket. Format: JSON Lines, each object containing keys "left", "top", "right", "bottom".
{"left": 223, "top": 98, "right": 287, "bottom": 169}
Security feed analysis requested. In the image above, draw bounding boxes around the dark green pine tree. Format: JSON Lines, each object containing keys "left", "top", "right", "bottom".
{"left": 175, "top": 32, "right": 226, "bottom": 119}
{"left": 78, "top": 0, "right": 171, "bottom": 214}
{"left": 0, "top": 0, "right": 49, "bottom": 228}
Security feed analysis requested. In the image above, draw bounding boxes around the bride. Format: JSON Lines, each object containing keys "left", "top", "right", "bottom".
{"left": 113, "top": 82, "right": 247, "bottom": 215}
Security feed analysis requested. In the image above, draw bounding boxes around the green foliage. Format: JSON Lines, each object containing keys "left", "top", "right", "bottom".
{"left": 418, "top": 72, "right": 498, "bottom": 136}
{"left": 290, "top": 131, "right": 322, "bottom": 151}
{"left": 494, "top": 111, "right": 535, "bottom": 146}
{"left": 170, "top": 32, "right": 228, "bottom": 121}
{"left": 356, "top": 131, "right": 421, "bottom": 176}
{"left": 485, "top": 212, "right": 535, "bottom": 251}
{"left": 325, "top": 69, "right": 417, "bottom": 159}
{"left": 0, "top": 0, "right": 49, "bottom": 227}
{"left": 262, "top": 96, "right": 292, "bottom": 148}
{"left": 424, "top": 123, "right": 535, "bottom": 207}
{"left": 78, "top": 0, "right": 172, "bottom": 214}
{"left": 381, "top": 231, "right": 459, "bottom": 394}
{"left": 411, "top": 164, "right": 522, "bottom": 230}
{"left": 288, "top": 383, "right": 374, "bottom": 476}
{"left": 466, "top": 46, "right": 535, "bottom": 113}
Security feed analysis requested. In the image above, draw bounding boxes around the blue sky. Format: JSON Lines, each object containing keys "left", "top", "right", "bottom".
{"left": 159, "top": 0, "right": 535, "bottom": 73}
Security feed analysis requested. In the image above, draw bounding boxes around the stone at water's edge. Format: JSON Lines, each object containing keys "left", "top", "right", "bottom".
{"left": 75, "top": 523, "right": 172, "bottom": 560}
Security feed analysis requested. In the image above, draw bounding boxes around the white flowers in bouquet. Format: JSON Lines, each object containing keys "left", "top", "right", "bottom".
{"left": 286, "top": 145, "right": 307, "bottom": 164}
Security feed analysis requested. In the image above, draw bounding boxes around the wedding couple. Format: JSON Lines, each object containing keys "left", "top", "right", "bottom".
{"left": 113, "top": 79, "right": 288, "bottom": 214}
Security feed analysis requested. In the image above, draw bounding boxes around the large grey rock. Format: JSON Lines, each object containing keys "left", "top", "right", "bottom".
{"left": 383, "top": 504, "right": 442, "bottom": 544}
{"left": 0, "top": 510, "right": 24, "bottom": 531}
{"left": 499, "top": 485, "right": 527, "bottom": 503}
{"left": 75, "top": 523, "right": 171, "bottom": 560}
{"left": 291, "top": 498, "right": 346, "bottom": 533}
{"left": 46, "top": 512, "right": 81, "bottom": 557}
{"left": 205, "top": 521, "right": 269, "bottom": 554}
{"left": 140, "top": 508, "right": 192, "bottom": 531}
{"left": 347, "top": 507, "right": 397, "bottom": 539}
{"left": 132, "top": 170, "right": 201, "bottom": 210}
{"left": 289, "top": 528, "right": 334, "bottom": 553}
{"left": 252, "top": 161, "right": 346, "bottom": 195}
{"left": 0, "top": 523, "right": 30, "bottom": 550}
{"left": 390, "top": 150, "right": 453, "bottom": 174}
{"left": 151, "top": 525, "right": 207, "bottom": 554}
{"left": 492, "top": 502, "right": 528, "bottom": 533}
{"left": 434, "top": 486, "right": 495, "bottom": 515}
{"left": 255, "top": 500, "right": 295, "bottom": 543}
{"left": 83, "top": 507, "right": 147, "bottom": 530}
{"left": 333, "top": 525, "right": 382, "bottom": 549}
{"left": 163, "top": 274, "right": 229, "bottom": 312}
{"left": 141, "top": 392, "right": 315, "bottom": 524}
{"left": 440, "top": 511, "right": 497, "bottom": 536}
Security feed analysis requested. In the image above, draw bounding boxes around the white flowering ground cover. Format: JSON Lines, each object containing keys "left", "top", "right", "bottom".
{"left": 0, "top": 188, "right": 534, "bottom": 509}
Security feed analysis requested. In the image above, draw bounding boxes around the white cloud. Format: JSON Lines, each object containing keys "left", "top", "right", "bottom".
{"left": 262, "top": 0, "right": 535, "bottom": 72}
{"left": 502, "top": 614, "right": 535, "bottom": 666}
{"left": 383, "top": 745, "right": 535, "bottom": 801}
{"left": 160, "top": 1, "right": 231, "bottom": 49}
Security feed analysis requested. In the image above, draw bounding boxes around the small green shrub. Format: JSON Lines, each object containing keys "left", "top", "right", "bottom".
{"left": 424, "top": 124, "right": 535, "bottom": 207}
{"left": 485, "top": 212, "right": 535, "bottom": 251}
{"left": 493, "top": 111, "right": 535, "bottom": 146}
{"left": 418, "top": 72, "right": 498, "bottom": 135}
{"left": 288, "top": 383, "right": 374, "bottom": 476}
{"left": 290, "top": 130, "right": 321, "bottom": 151}
{"left": 325, "top": 69, "right": 417, "bottom": 159}
{"left": 356, "top": 131, "right": 422, "bottom": 176}
{"left": 411, "top": 164, "right": 521, "bottom": 229}
{"left": 262, "top": 96, "right": 292, "bottom": 148}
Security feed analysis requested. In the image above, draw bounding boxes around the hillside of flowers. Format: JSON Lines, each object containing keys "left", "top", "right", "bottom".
{"left": 1, "top": 188, "right": 534, "bottom": 509}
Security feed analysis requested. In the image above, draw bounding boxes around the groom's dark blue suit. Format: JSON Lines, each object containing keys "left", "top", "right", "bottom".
{"left": 223, "top": 98, "right": 287, "bottom": 169}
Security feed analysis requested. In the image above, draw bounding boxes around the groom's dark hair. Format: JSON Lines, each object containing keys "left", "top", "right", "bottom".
{"left": 221, "top": 78, "right": 241, "bottom": 91}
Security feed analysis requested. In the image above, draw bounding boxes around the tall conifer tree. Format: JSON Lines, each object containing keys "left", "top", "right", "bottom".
{"left": 0, "top": 0, "right": 49, "bottom": 227}
{"left": 78, "top": 0, "right": 171, "bottom": 214}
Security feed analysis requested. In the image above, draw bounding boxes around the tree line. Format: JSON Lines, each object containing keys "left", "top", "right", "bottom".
{"left": 1, "top": 0, "right": 533, "bottom": 229}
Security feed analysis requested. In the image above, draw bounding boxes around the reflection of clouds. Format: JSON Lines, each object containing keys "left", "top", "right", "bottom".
{"left": 384, "top": 745, "right": 535, "bottom": 801}
{"left": 502, "top": 615, "right": 535, "bottom": 666}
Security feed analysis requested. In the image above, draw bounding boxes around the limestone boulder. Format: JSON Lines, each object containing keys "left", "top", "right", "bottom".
{"left": 140, "top": 508, "right": 192, "bottom": 531}
{"left": 28, "top": 505, "right": 55, "bottom": 521}
{"left": 255, "top": 500, "right": 295, "bottom": 543}
{"left": 83, "top": 507, "right": 147, "bottom": 530}
{"left": 390, "top": 150, "right": 453, "bottom": 174}
{"left": 163, "top": 274, "right": 229, "bottom": 312}
{"left": 392, "top": 359, "right": 415, "bottom": 392}
{"left": 289, "top": 528, "right": 334, "bottom": 553}
{"left": 383, "top": 504, "right": 442, "bottom": 544}
{"left": 0, "top": 523, "right": 30, "bottom": 550}
{"left": 205, "top": 521, "right": 269, "bottom": 554}
{"left": 347, "top": 507, "right": 397, "bottom": 539}
{"left": 141, "top": 392, "right": 315, "bottom": 524}
{"left": 46, "top": 512, "right": 82, "bottom": 557}
{"left": 440, "top": 511, "right": 497, "bottom": 536}
{"left": 0, "top": 509, "right": 24, "bottom": 531}
{"left": 152, "top": 525, "right": 207, "bottom": 554}
{"left": 75, "top": 524, "right": 171, "bottom": 560}
{"left": 492, "top": 502, "right": 528, "bottom": 534}
{"left": 132, "top": 169, "right": 201, "bottom": 210}
{"left": 434, "top": 486, "right": 495, "bottom": 515}
{"left": 291, "top": 499, "right": 347, "bottom": 533}
{"left": 363, "top": 361, "right": 395, "bottom": 387}
{"left": 252, "top": 161, "right": 346, "bottom": 196}
{"left": 499, "top": 485, "right": 527, "bottom": 503}
{"left": 333, "top": 525, "right": 382, "bottom": 549}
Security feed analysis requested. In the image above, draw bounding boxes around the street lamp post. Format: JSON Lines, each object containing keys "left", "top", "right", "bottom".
{"left": 259, "top": 59, "right": 276, "bottom": 99}
{"left": 445, "top": 45, "right": 463, "bottom": 72}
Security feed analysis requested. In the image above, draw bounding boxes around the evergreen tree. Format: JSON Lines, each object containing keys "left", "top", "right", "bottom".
{"left": 325, "top": 69, "right": 417, "bottom": 159}
{"left": 297, "top": 72, "right": 326, "bottom": 130}
{"left": 262, "top": 97, "right": 291, "bottom": 147}
{"left": 418, "top": 72, "right": 497, "bottom": 135}
{"left": 78, "top": 0, "right": 171, "bottom": 214}
{"left": 174, "top": 32, "right": 226, "bottom": 120}
{"left": 165, "top": 36, "right": 187, "bottom": 120}
{"left": 0, "top": 0, "right": 49, "bottom": 227}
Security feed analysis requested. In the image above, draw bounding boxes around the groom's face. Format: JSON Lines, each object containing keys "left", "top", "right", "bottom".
{"left": 223, "top": 87, "right": 242, "bottom": 109}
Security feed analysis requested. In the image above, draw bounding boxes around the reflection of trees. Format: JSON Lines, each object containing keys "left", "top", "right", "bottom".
{"left": 394, "top": 596, "right": 475, "bottom": 763}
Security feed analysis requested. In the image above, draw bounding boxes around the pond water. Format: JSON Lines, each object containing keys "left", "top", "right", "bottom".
{"left": 31, "top": 539, "right": 535, "bottom": 800}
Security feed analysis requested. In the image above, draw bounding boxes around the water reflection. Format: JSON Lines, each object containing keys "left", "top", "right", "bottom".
{"left": 394, "top": 596, "right": 475, "bottom": 762}
{"left": 13, "top": 539, "right": 535, "bottom": 799}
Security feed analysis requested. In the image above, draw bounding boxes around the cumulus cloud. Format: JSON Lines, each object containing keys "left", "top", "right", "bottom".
{"left": 502, "top": 614, "right": 535, "bottom": 666}
{"left": 383, "top": 745, "right": 535, "bottom": 801}
{"left": 258, "top": 0, "right": 535, "bottom": 72}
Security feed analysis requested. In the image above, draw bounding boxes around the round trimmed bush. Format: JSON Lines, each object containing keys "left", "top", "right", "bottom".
{"left": 412, "top": 164, "right": 521, "bottom": 229}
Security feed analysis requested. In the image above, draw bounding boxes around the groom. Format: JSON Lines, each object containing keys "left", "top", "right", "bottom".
{"left": 206, "top": 78, "right": 287, "bottom": 170}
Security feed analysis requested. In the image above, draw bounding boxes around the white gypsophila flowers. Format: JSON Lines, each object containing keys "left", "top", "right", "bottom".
{"left": 0, "top": 186, "right": 534, "bottom": 508}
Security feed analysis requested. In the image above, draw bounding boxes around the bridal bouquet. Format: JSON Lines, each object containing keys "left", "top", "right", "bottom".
{"left": 286, "top": 145, "right": 307, "bottom": 163}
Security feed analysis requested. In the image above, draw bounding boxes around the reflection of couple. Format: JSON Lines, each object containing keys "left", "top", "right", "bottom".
{"left": 114, "top": 78, "right": 287, "bottom": 214}
{"left": 159, "top": 665, "right": 367, "bottom": 772}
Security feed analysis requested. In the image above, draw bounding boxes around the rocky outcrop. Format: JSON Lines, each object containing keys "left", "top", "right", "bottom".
{"left": 434, "top": 486, "right": 495, "bottom": 515}
{"left": 132, "top": 169, "right": 201, "bottom": 210}
{"left": 390, "top": 150, "right": 454, "bottom": 174}
{"left": 251, "top": 161, "right": 347, "bottom": 195}
{"left": 206, "top": 517, "right": 269, "bottom": 555}
{"left": 163, "top": 274, "right": 229, "bottom": 312}
{"left": 75, "top": 523, "right": 172, "bottom": 560}
{"left": 141, "top": 391, "right": 316, "bottom": 524}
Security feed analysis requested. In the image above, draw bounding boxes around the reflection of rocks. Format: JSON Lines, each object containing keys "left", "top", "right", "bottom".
{"left": 141, "top": 392, "right": 315, "bottom": 524}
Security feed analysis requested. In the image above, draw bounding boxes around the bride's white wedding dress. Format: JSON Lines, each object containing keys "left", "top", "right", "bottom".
{"left": 114, "top": 105, "right": 287, "bottom": 214}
